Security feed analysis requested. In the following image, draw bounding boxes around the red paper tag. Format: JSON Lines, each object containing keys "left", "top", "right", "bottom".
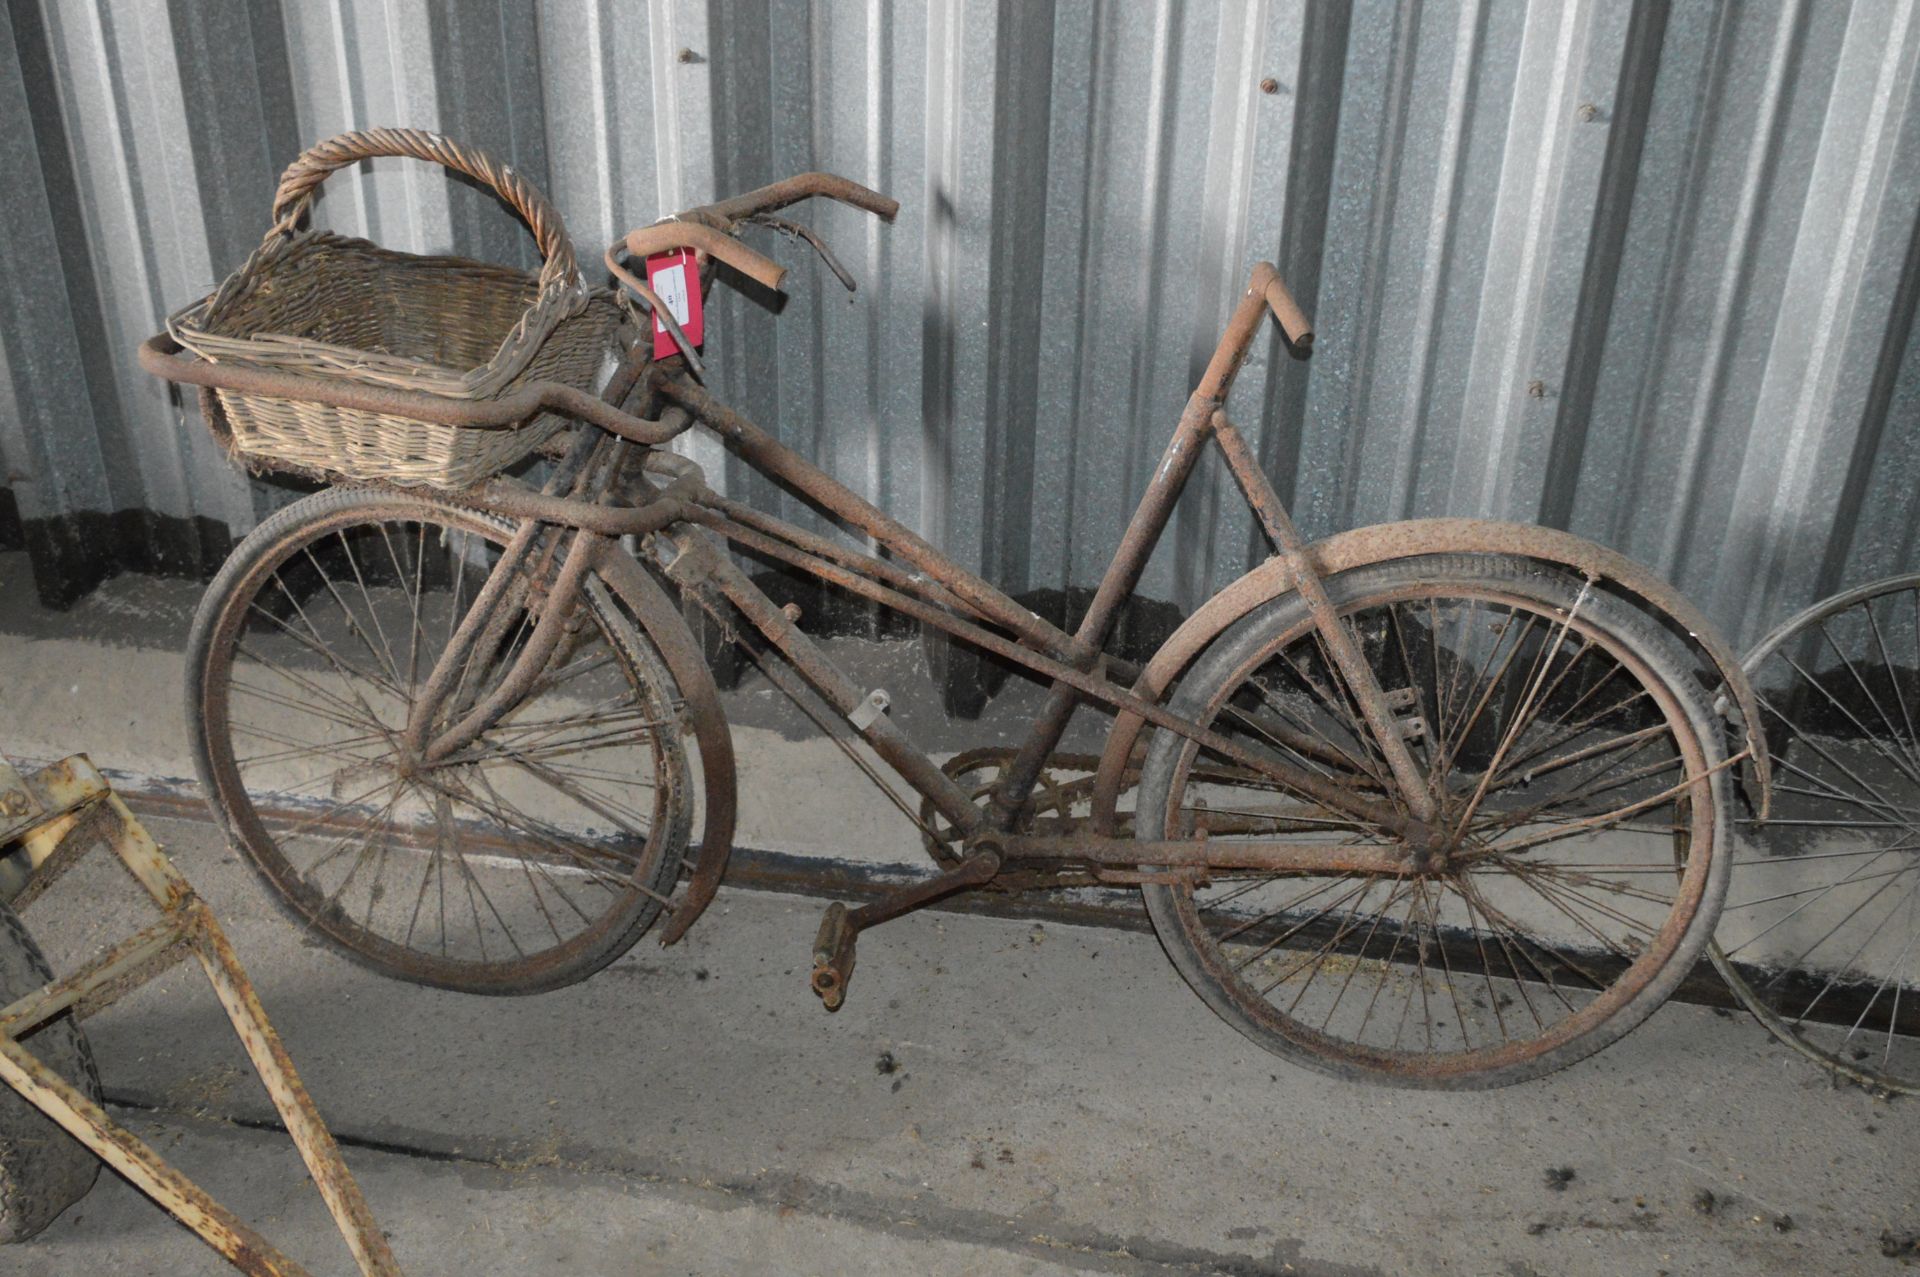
{"left": 646, "top": 248, "right": 703, "bottom": 360}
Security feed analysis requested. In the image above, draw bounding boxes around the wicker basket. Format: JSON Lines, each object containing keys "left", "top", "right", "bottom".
{"left": 169, "top": 127, "right": 623, "bottom": 489}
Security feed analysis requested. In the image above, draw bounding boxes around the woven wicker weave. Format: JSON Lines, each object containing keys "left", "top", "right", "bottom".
{"left": 170, "top": 127, "right": 620, "bottom": 489}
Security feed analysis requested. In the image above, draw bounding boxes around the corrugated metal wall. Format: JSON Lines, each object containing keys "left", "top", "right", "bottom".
{"left": 3, "top": 0, "right": 1917, "bottom": 646}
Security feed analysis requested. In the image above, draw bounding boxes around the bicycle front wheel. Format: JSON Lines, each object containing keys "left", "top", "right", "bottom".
{"left": 1136, "top": 554, "right": 1728, "bottom": 1089}
{"left": 188, "top": 487, "right": 692, "bottom": 994}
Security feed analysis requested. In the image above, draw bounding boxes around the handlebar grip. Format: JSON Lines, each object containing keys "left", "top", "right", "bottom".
{"left": 801, "top": 174, "right": 900, "bottom": 222}
{"left": 704, "top": 172, "right": 899, "bottom": 224}
{"left": 623, "top": 221, "right": 788, "bottom": 292}
{"left": 1263, "top": 274, "right": 1315, "bottom": 350}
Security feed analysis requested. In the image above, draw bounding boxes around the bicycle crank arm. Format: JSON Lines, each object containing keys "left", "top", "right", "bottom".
{"left": 1004, "top": 834, "right": 1422, "bottom": 877}
{"left": 810, "top": 848, "right": 1001, "bottom": 1011}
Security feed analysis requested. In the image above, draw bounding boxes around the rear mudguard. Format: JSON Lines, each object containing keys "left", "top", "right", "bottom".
{"left": 1090, "top": 518, "right": 1770, "bottom": 832}
{"left": 592, "top": 543, "right": 737, "bottom": 945}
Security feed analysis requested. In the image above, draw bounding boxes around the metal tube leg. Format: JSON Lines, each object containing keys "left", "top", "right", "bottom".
{"left": 0, "top": 1033, "right": 311, "bottom": 1277}
{"left": 191, "top": 903, "right": 401, "bottom": 1276}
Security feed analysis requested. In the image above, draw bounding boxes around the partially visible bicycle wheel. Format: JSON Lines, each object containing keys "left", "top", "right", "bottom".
{"left": 188, "top": 487, "right": 692, "bottom": 994}
{"left": 1713, "top": 575, "right": 1920, "bottom": 1093}
{"left": 1136, "top": 554, "right": 1729, "bottom": 1089}
{"left": 0, "top": 899, "right": 100, "bottom": 1242}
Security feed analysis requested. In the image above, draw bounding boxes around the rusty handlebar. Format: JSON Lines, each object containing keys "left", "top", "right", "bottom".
{"left": 693, "top": 171, "right": 900, "bottom": 227}
{"left": 616, "top": 171, "right": 900, "bottom": 298}
{"left": 622, "top": 221, "right": 788, "bottom": 292}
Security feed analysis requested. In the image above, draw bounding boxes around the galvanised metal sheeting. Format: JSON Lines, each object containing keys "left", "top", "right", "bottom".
{"left": 2, "top": 0, "right": 1917, "bottom": 647}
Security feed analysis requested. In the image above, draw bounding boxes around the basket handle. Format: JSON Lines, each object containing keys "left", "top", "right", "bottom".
{"left": 268, "top": 127, "right": 580, "bottom": 291}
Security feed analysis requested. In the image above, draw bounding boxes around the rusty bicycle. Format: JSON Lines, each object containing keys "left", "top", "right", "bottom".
{"left": 142, "top": 129, "right": 1771, "bottom": 1089}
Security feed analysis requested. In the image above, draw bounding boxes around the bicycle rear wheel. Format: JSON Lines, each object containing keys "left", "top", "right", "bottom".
{"left": 1136, "top": 554, "right": 1728, "bottom": 1089}
{"left": 1713, "top": 575, "right": 1920, "bottom": 1093}
{"left": 188, "top": 487, "right": 691, "bottom": 994}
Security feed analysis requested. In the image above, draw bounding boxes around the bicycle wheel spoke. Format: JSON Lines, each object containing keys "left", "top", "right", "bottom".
{"left": 1762, "top": 861, "right": 1918, "bottom": 984}
{"left": 234, "top": 638, "right": 396, "bottom": 736}
{"left": 377, "top": 521, "right": 427, "bottom": 692}
{"left": 489, "top": 750, "right": 658, "bottom": 842}
{"left": 1227, "top": 876, "right": 1375, "bottom": 973}
{"left": 1719, "top": 855, "right": 1908, "bottom": 964}
{"left": 1760, "top": 691, "right": 1914, "bottom": 819}
{"left": 456, "top": 704, "right": 670, "bottom": 768}
{"left": 1510, "top": 860, "right": 1660, "bottom": 939}
{"left": 401, "top": 803, "right": 441, "bottom": 953}
{"left": 1316, "top": 876, "right": 1417, "bottom": 1033}
{"left": 1480, "top": 884, "right": 1619, "bottom": 991}
{"left": 361, "top": 827, "right": 393, "bottom": 938}
{"left": 265, "top": 576, "right": 406, "bottom": 705}
{"left": 1434, "top": 611, "right": 1534, "bottom": 784}
{"left": 1223, "top": 695, "right": 1355, "bottom": 786}
{"left": 1854, "top": 608, "right": 1920, "bottom": 782}
{"left": 1476, "top": 728, "right": 1672, "bottom": 833}
{"left": 229, "top": 667, "right": 390, "bottom": 739}
{"left": 1785, "top": 642, "right": 1920, "bottom": 791}
{"left": 463, "top": 767, "right": 614, "bottom": 933}
{"left": 1454, "top": 875, "right": 1565, "bottom": 1024}
{"left": 428, "top": 771, "right": 669, "bottom": 904}
{"left": 1427, "top": 597, "right": 1462, "bottom": 760}
{"left": 1411, "top": 879, "right": 1438, "bottom": 1054}
{"left": 1726, "top": 847, "right": 1915, "bottom": 912}
{"left": 1451, "top": 589, "right": 1592, "bottom": 839}
{"left": 1386, "top": 603, "right": 1434, "bottom": 772}
{"left": 304, "top": 783, "right": 408, "bottom": 920}
{"left": 300, "top": 787, "right": 406, "bottom": 878}
{"left": 1483, "top": 760, "right": 1705, "bottom": 858}
{"left": 1305, "top": 628, "right": 1395, "bottom": 783}
{"left": 1789, "top": 878, "right": 1914, "bottom": 1025}
{"left": 1486, "top": 663, "right": 1635, "bottom": 783}
{"left": 230, "top": 721, "right": 389, "bottom": 771}
{"left": 1869, "top": 892, "right": 1917, "bottom": 1068}
{"left": 1355, "top": 889, "right": 1420, "bottom": 1045}
{"left": 1263, "top": 878, "right": 1384, "bottom": 1000}
{"left": 1214, "top": 873, "right": 1361, "bottom": 945}
{"left": 308, "top": 540, "right": 403, "bottom": 693}
{"left": 1443, "top": 877, "right": 1512, "bottom": 1043}
{"left": 263, "top": 774, "right": 412, "bottom": 849}
{"left": 1272, "top": 644, "right": 1390, "bottom": 788}
{"left": 1483, "top": 722, "right": 1667, "bottom": 799}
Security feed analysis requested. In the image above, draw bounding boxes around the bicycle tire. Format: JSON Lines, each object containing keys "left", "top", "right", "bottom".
{"left": 187, "top": 486, "right": 692, "bottom": 994}
{"left": 1136, "top": 553, "right": 1729, "bottom": 1089}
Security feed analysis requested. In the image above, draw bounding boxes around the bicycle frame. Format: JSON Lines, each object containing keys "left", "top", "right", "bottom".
{"left": 574, "top": 262, "right": 1445, "bottom": 883}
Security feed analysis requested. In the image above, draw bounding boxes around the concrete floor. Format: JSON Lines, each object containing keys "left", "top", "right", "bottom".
{"left": 0, "top": 811, "right": 1910, "bottom": 1276}
{"left": 0, "top": 558, "right": 1915, "bottom": 1274}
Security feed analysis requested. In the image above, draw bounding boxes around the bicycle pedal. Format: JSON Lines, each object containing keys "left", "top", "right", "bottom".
{"left": 810, "top": 902, "right": 857, "bottom": 1011}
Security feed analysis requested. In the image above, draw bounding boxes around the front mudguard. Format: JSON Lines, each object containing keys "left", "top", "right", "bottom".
{"left": 591, "top": 543, "right": 737, "bottom": 945}
{"left": 1090, "top": 518, "right": 1770, "bottom": 832}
